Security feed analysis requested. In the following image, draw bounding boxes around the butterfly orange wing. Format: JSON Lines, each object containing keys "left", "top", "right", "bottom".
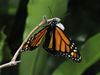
{"left": 44, "top": 26, "right": 81, "bottom": 62}
{"left": 22, "top": 26, "right": 49, "bottom": 51}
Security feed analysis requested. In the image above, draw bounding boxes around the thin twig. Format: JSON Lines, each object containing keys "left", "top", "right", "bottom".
{"left": 0, "top": 16, "right": 47, "bottom": 69}
{"left": 0, "top": 61, "right": 21, "bottom": 68}
{"left": 11, "top": 17, "right": 47, "bottom": 61}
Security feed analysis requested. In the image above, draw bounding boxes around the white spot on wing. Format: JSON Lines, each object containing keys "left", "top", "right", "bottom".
{"left": 56, "top": 23, "right": 65, "bottom": 31}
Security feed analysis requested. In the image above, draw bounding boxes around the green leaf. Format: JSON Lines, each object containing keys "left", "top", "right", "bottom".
{"left": 19, "top": 46, "right": 49, "bottom": 75}
{"left": 53, "top": 33, "right": 100, "bottom": 75}
{"left": 0, "top": 30, "right": 6, "bottom": 62}
{"left": 96, "top": 72, "right": 100, "bottom": 75}
{"left": 8, "top": 0, "right": 20, "bottom": 15}
{"left": 23, "top": 0, "right": 68, "bottom": 38}
{"left": 20, "top": 0, "right": 68, "bottom": 75}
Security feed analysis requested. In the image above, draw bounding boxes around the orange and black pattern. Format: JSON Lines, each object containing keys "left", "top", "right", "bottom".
{"left": 43, "top": 26, "right": 81, "bottom": 62}
{"left": 21, "top": 26, "right": 49, "bottom": 51}
{"left": 21, "top": 18, "right": 81, "bottom": 62}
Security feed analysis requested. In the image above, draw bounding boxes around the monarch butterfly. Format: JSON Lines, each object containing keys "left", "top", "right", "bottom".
{"left": 22, "top": 17, "right": 81, "bottom": 62}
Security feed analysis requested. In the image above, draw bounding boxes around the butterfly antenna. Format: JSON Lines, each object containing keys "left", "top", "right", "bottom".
{"left": 48, "top": 6, "right": 54, "bottom": 18}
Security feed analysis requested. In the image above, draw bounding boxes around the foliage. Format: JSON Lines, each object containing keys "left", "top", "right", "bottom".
{"left": 0, "top": 30, "right": 6, "bottom": 62}
{"left": 53, "top": 33, "right": 100, "bottom": 75}
{"left": 0, "top": 0, "right": 100, "bottom": 75}
{"left": 20, "top": 0, "right": 67, "bottom": 75}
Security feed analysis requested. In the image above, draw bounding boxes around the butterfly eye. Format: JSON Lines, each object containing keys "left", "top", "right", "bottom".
{"left": 51, "top": 20, "right": 57, "bottom": 25}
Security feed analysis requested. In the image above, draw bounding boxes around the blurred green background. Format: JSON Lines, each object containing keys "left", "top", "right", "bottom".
{"left": 0, "top": 0, "right": 100, "bottom": 75}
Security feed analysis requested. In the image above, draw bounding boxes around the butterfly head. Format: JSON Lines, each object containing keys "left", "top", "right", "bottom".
{"left": 47, "top": 18, "right": 61, "bottom": 26}
{"left": 51, "top": 19, "right": 58, "bottom": 25}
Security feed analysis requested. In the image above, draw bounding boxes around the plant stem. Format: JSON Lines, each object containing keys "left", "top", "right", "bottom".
{"left": 0, "top": 16, "right": 47, "bottom": 69}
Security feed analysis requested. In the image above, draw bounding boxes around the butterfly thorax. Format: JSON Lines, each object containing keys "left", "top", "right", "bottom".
{"left": 50, "top": 19, "right": 58, "bottom": 26}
